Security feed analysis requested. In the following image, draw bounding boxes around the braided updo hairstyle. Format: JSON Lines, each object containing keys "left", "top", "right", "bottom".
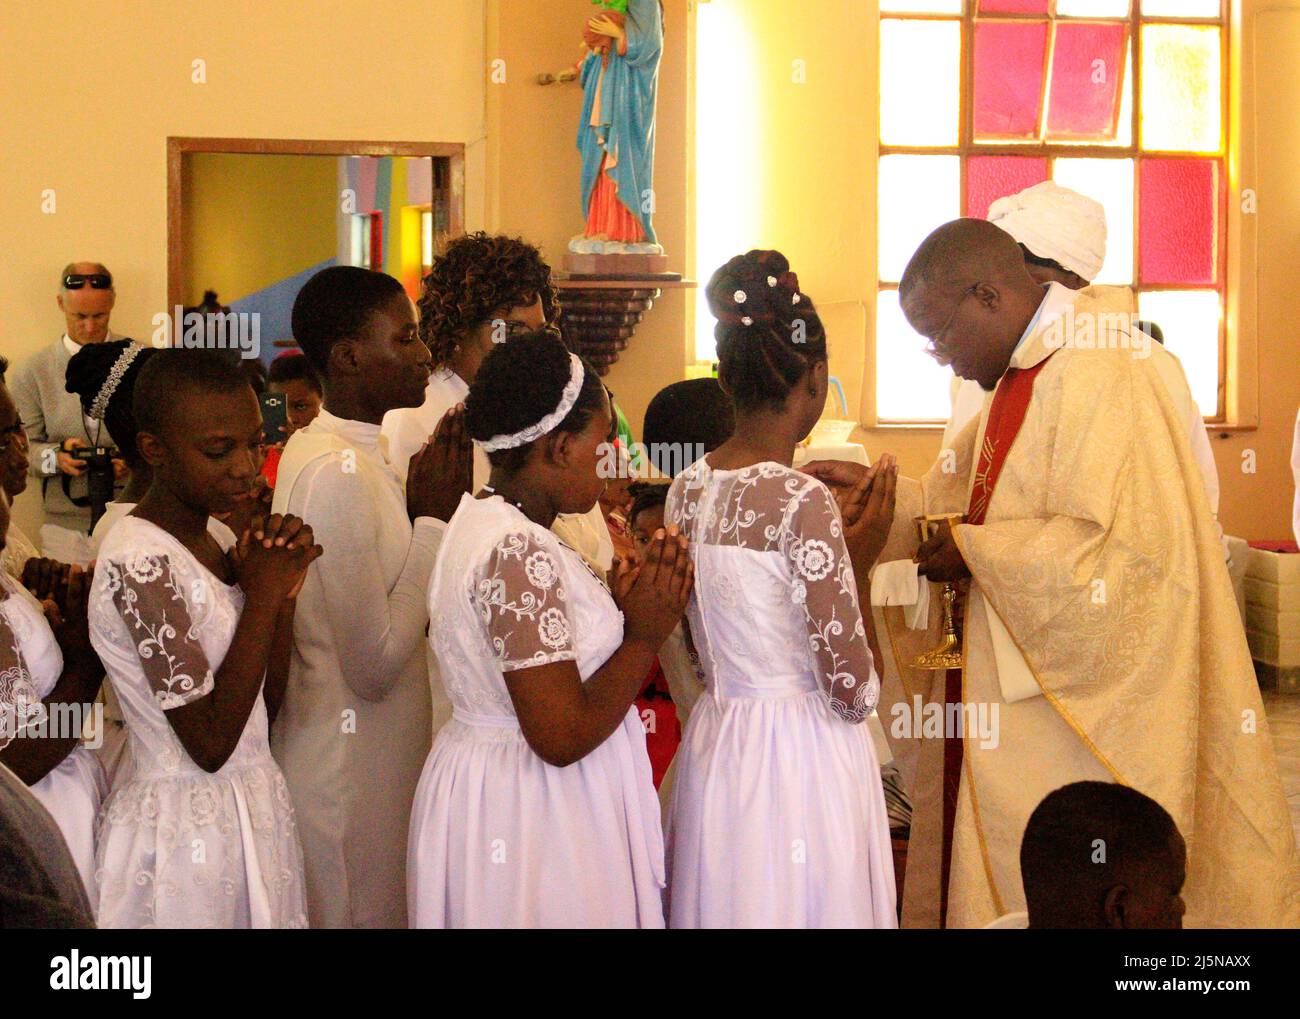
{"left": 706, "top": 249, "right": 826, "bottom": 413}
{"left": 464, "top": 329, "right": 607, "bottom": 471}
{"left": 64, "top": 339, "right": 159, "bottom": 466}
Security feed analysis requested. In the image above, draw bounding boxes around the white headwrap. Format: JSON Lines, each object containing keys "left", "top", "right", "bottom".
{"left": 476, "top": 352, "right": 586, "bottom": 452}
{"left": 987, "top": 180, "right": 1107, "bottom": 282}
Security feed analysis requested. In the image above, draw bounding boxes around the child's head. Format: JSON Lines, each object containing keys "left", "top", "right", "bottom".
{"left": 292, "top": 265, "right": 430, "bottom": 417}
{"left": 65, "top": 339, "right": 160, "bottom": 472}
{"left": 418, "top": 232, "right": 556, "bottom": 380}
{"left": 642, "top": 377, "right": 735, "bottom": 477}
{"left": 133, "top": 349, "right": 262, "bottom": 517}
{"left": 1020, "top": 781, "right": 1186, "bottom": 929}
{"left": 0, "top": 357, "right": 28, "bottom": 502}
{"left": 267, "top": 352, "right": 324, "bottom": 438}
{"left": 705, "top": 249, "right": 828, "bottom": 439}
{"left": 627, "top": 481, "right": 668, "bottom": 559}
{"left": 465, "top": 329, "right": 611, "bottom": 515}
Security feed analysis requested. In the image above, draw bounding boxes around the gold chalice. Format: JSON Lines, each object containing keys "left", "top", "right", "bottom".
{"left": 911, "top": 513, "right": 966, "bottom": 670}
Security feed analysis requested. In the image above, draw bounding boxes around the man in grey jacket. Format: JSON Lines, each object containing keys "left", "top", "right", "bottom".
{"left": 10, "top": 262, "right": 126, "bottom": 563}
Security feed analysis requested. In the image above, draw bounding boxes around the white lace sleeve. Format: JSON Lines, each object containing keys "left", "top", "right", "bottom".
{"left": 474, "top": 531, "right": 578, "bottom": 672}
{"left": 0, "top": 609, "right": 47, "bottom": 750}
{"left": 100, "top": 553, "right": 216, "bottom": 710}
{"left": 782, "top": 481, "right": 878, "bottom": 723}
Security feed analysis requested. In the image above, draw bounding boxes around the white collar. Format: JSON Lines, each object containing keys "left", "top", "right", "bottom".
{"left": 430, "top": 367, "right": 469, "bottom": 400}
{"left": 61, "top": 332, "right": 117, "bottom": 357}
{"left": 308, "top": 407, "right": 389, "bottom": 462}
{"left": 1010, "top": 282, "right": 1078, "bottom": 370}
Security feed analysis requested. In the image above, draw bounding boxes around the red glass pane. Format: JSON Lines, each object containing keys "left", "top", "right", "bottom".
{"left": 974, "top": 21, "right": 1049, "bottom": 138}
{"left": 1046, "top": 22, "right": 1127, "bottom": 139}
{"left": 1139, "top": 158, "right": 1223, "bottom": 285}
{"left": 966, "top": 156, "right": 1049, "bottom": 219}
{"left": 979, "top": 0, "right": 1049, "bottom": 11}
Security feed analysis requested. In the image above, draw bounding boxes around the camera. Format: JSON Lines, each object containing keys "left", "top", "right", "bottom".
{"left": 81, "top": 446, "right": 119, "bottom": 529}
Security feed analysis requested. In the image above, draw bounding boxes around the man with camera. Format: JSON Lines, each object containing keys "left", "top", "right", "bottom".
{"left": 10, "top": 262, "right": 127, "bottom": 564}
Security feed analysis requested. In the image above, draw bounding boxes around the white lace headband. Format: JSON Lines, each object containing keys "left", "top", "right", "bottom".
{"left": 476, "top": 352, "right": 585, "bottom": 452}
{"left": 89, "top": 342, "right": 145, "bottom": 421}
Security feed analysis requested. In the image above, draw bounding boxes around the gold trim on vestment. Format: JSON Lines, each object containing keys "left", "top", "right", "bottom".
{"left": 949, "top": 524, "right": 1128, "bottom": 787}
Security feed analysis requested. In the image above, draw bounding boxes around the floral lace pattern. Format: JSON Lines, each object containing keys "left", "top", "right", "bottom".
{"left": 476, "top": 532, "right": 578, "bottom": 670}
{"left": 101, "top": 553, "right": 215, "bottom": 710}
{"left": 0, "top": 610, "right": 47, "bottom": 750}
{"left": 88, "top": 516, "right": 307, "bottom": 929}
{"left": 667, "top": 461, "right": 878, "bottom": 723}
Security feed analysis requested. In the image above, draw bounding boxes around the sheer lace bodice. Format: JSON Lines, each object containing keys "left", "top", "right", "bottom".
{"left": 666, "top": 459, "right": 878, "bottom": 722}
{"left": 429, "top": 494, "right": 623, "bottom": 725}
{"left": 90, "top": 516, "right": 270, "bottom": 779}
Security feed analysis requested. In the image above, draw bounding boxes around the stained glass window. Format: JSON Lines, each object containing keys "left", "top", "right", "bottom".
{"left": 878, "top": 155, "right": 961, "bottom": 283}
{"left": 881, "top": 20, "right": 961, "bottom": 147}
{"left": 881, "top": 0, "right": 964, "bottom": 12}
{"left": 966, "top": 156, "right": 1048, "bottom": 220}
{"left": 1139, "top": 158, "right": 1223, "bottom": 285}
{"left": 1057, "top": 0, "right": 1131, "bottom": 15}
{"left": 974, "top": 21, "right": 1049, "bottom": 138}
{"left": 1045, "top": 22, "right": 1128, "bottom": 140}
{"left": 1140, "top": 24, "right": 1221, "bottom": 153}
{"left": 876, "top": 1, "right": 1228, "bottom": 422}
{"left": 1141, "top": 0, "right": 1220, "bottom": 17}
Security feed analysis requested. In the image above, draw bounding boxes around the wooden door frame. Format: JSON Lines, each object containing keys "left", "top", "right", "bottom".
{"left": 166, "top": 136, "right": 465, "bottom": 310}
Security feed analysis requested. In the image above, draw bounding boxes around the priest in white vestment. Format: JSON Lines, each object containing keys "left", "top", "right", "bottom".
{"left": 944, "top": 181, "right": 1225, "bottom": 556}
{"left": 869, "top": 220, "right": 1299, "bottom": 929}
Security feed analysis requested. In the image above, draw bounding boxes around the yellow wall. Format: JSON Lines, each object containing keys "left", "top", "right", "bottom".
{"left": 1217, "top": 0, "right": 1300, "bottom": 540}
{"left": 0, "top": 0, "right": 487, "bottom": 538}
{"left": 183, "top": 153, "right": 338, "bottom": 306}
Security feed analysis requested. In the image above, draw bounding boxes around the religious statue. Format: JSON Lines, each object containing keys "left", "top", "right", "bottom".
{"left": 544, "top": 0, "right": 666, "bottom": 273}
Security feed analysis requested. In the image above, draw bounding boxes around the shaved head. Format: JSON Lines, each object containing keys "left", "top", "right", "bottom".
{"left": 898, "top": 218, "right": 1047, "bottom": 392}
{"left": 900, "top": 218, "right": 1033, "bottom": 303}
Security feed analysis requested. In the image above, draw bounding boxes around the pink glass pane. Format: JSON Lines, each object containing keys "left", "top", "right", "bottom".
{"left": 979, "top": 0, "right": 1049, "bottom": 11}
{"left": 974, "top": 21, "right": 1049, "bottom": 138}
{"left": 966, "top": 156, "right": 1049, "bottom": 219}
{"left": 1139, "top": 158, "right": 1223, "bottom": 285}
{"left": 1046, "top": 22, "right": 1127, "bottom": 139}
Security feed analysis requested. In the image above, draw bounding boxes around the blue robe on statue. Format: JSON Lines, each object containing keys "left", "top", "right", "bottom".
{"left": 576, "top": 0, "right": 662, "bottom": 245}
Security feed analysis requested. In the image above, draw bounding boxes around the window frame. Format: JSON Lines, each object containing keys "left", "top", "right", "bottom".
{"left": 872, "top": 0, "right": 1232, "bottom": 427}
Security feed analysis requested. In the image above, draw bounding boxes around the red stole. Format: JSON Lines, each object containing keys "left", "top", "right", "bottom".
{"left": 938, "top": 353, "right": 1054, "bottom": 927}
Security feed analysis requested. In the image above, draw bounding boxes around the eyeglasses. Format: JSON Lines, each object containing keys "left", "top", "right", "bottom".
{"left": 63, "top": 273, "right": 113, "bottom": 290}
{"left": 923, "top": 284, "right": 979, "bottom": 361}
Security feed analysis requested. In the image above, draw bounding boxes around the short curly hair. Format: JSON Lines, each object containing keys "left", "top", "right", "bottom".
{"left": 418, "top": 232, "right": 559, "bottom": 369}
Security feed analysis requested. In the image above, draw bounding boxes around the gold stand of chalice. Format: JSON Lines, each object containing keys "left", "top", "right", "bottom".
{"left": 911, "top": 513, "right": 967, "bottom": 670}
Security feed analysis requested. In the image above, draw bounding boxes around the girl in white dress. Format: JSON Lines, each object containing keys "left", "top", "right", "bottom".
{"left": 89, "top": 350, "right": 319, "bottom": 928}
{"left": 0, "top": 473, "right": 106, "bottom": 898}
{"left": 665, "top": 250, "right": 899, "bottom": 928}
{"left": 408, "top": 330, "right": 692, "bottom": 928}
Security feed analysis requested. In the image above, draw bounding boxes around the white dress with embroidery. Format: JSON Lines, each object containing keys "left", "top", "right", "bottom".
{"left": 407, "top": 493, "right": 664, "bottom": 928}
{"left": 664, "top": 460, "right": 896, "bottom": 928}
{"left": 88, "top": 515, "right": 307, "bottom": 928}
{"left": 0, "top": 572, "right": 107, "bottom": 898}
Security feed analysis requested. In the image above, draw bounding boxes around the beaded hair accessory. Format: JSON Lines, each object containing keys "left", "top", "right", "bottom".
{"left": 88, "top": 342, "right": 146, "bottom": 421}
{"left": 715, "top": 264, "right": 804, "bottom": 329}
{"left": 476, "top": 352, "right": 586, "bottom": 452}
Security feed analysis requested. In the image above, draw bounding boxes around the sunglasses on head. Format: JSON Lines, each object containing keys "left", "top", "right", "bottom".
{"left": 64, "top": 273, "right": 112, "bottom": 290}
